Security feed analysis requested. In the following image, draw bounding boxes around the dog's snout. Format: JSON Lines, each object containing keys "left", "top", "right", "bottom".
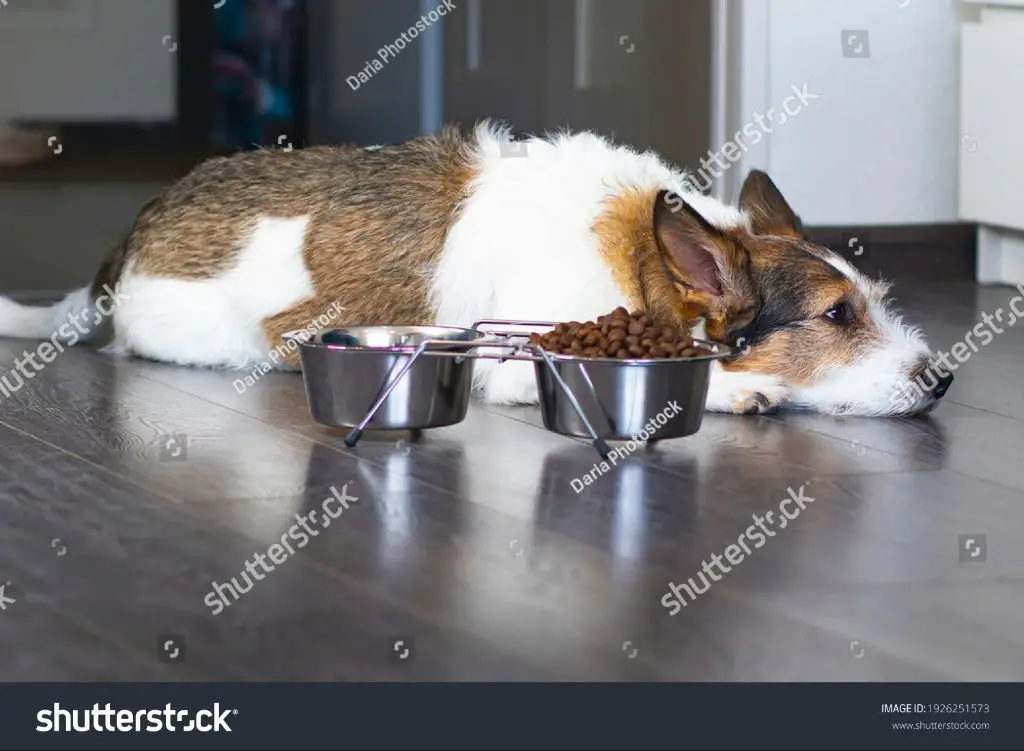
{"left": 932, "top": 370, "right": 954, "bottom": 399}
{"left": 910, "top": 358, "right": 930, "bottom": 382}
{"left": 910, "top": 357, "right": 954, "bottom": 401}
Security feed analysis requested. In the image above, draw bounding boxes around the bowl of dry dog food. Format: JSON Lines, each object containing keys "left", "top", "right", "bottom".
{"left": 524, "top": 307, "right": 730, "bottom": 441}
{"left": 287, "top": 307, "right": 731, "bottom": 454}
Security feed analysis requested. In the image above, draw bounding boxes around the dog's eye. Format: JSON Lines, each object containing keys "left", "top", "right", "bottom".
{"left": 824, "top": 302, "right": 849, "bottom": 323}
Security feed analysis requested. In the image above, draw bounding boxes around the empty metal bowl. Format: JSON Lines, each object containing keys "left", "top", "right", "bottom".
{"left": 534, "top": 341, "right": 732, "bottom": 441}
{"left": 286, "top": 325, "right": 488, "bottom": 430}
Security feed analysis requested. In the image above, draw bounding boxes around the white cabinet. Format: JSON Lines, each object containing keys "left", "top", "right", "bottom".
{"left": 960, "top": 1, "right": 1024, "bottom": 283}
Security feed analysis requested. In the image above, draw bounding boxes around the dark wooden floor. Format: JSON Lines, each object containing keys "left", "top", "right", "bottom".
{"left": 1, "top": 278, "right": 1023, "bottom": 681}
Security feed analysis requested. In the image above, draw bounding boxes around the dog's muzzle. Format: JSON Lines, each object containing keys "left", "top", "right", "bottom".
{"left": 910, "top": 358, "right": 954, "bottom": 408}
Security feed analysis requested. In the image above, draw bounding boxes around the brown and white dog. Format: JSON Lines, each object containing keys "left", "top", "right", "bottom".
{"left": 0, "top": 121, "right": 951, "bottom": 415}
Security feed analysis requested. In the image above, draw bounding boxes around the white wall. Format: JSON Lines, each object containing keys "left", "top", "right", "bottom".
{"left": 722, "top": 0, "right": 962, "bottom": 226}
{"left": 0, "top": 0, "right": 175, "bottom": 120}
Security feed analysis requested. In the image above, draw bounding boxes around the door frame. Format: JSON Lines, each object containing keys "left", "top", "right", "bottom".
{"left": 711, "top": 0, "right": 770, "bottom": 204}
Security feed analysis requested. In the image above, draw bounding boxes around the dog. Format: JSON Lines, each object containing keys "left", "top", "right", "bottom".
{"left": 0, "top": 121, "right": 950, "bottom": 415}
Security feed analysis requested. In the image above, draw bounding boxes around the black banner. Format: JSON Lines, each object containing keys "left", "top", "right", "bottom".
{"left": 0, "top": 683, "right": 1017, "bottom": 749}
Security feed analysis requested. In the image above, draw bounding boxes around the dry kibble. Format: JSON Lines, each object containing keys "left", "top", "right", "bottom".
{"left": 534, "top": 308, "right": 708, "bottom": 359}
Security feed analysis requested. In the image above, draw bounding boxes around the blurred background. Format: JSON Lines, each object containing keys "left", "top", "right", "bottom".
{"left": 0, "top": 0, "right": 1010, "bottom": 295}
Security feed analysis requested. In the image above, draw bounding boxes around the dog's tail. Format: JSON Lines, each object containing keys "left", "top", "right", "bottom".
{"left": 0, "top": 237, "right": 130, "bottom": 343}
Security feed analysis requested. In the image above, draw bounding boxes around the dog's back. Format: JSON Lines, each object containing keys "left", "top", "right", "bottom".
{"left": 0, "top": 128, "right": 479, "bottom": 368}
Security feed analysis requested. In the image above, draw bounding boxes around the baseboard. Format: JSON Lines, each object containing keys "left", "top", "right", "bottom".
{"left": 804, "top": 222, "right": 977, "bottom": 283}
{"left": 0, "top": 141, "right": 233, "bottom": 184}
{"left": 3, "top": 290, "right": 69, "bottom": 305}
{"left": 44, "top": 123, "right": 181, "bottom": 151}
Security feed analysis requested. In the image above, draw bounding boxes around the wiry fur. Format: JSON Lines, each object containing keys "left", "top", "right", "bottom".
{"left": 0, "top": 121, "right": 945, "bottom": 415}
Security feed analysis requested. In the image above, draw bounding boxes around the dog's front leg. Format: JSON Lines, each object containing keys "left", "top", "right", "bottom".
{"left": 704, "top": 363, "right": 792, "bottom": 415}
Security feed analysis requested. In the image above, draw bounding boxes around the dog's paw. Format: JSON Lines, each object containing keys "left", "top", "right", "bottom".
{"left": 731, "top": 386, "right": 790, "bottom": 415}
{"left": 705, "top": 371, "right": 791, "bottom": 415}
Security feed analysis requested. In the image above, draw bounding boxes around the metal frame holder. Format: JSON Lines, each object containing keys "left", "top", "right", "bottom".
{"left": 342, "top": 319, "right": 612, "bottom": 460}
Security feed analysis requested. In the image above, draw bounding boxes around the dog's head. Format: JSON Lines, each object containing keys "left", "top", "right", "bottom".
{"left": 651, "top": 171, "right": 947, "bottom": 416}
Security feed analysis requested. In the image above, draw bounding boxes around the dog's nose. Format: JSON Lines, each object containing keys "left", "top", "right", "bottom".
{"left": 932, "top": 370, "right": 954, "bottom": 399}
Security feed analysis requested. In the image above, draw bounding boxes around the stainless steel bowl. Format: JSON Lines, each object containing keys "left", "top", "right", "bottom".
{"left": 287, "top": 325, "right": 488, "bottom": 430}
{"left": 534, "top": 340, "right": 732, "bottom": 441}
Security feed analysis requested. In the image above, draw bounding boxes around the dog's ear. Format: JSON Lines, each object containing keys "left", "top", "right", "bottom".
{"left": 652, "top": 190, "right": 732, "bottom": 296}
{"left": 738, "top": 170, "right": 805, "bottom": 238}
{"left": 650, "top": 190, "right": 757, "bottom": 339}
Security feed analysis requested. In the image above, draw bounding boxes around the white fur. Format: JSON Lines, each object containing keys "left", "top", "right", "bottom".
{"left": 703, "top": 366, "right": 791, "bottom": 413}
{"left": 109, "top": 216, "right": 315, "bottom": 367}
{"left": 430, "top": 122, "right": 746, "bottom": 404}
{"left": 0, "top": 287, "right": 97, "bottom": 343}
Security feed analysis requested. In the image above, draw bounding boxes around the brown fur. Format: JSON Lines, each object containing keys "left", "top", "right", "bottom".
{"left": 718, "top": 258, "right": 871, "bottom": 386}
{"left": 718, "top": 232, "right": 884, "bottom": 389}
{"left": 593, "top": 188, "right": 707, "bottom": 323}
{"left": 93, "top": 126, "right": 478, "bottom": 361}
{"left": 738, "top": 170, "right": 804, "bottom": 238}
{"left": 593, "top": 188, "right": 757, "bottom": 337}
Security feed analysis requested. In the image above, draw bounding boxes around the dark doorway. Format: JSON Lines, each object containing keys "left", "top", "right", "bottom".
{"left": 212, "top": 0, "right": 309, "bottom": 151}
